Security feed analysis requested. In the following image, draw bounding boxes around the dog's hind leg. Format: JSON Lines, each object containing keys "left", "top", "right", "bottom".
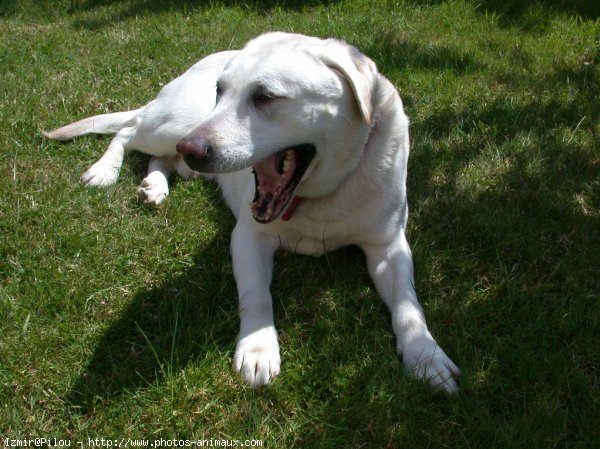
{"left": 80, "top": 126, "right": 135, "bottom": 186}
{"left": 138, "top": 155, "right": 208, "bottom": 205}
{"left": 137, "top": 154, "right": 196, "bottom": 205}
{"left": 137, "top": 155, "right": 175, "bottom": 205}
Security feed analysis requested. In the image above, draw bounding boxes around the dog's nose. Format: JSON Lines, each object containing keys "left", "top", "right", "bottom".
{"left": 176, "top": 134, "right": 212, "bottom": 160}
{"left": 176, "top": 133, "right": 215, "bottom": 172}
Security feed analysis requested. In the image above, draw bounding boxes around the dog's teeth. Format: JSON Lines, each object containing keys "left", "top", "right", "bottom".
{"left": 282, "top": 150, "right": 293, "bottom": 173}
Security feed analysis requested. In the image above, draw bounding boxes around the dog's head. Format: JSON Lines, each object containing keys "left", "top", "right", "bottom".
{"left": 177, "top": 32, "right": 379, "bottom": 223}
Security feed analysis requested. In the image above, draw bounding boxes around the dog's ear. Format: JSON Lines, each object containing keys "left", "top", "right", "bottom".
{"left": 317, "top": 39, "right": 378, "bottom": 123}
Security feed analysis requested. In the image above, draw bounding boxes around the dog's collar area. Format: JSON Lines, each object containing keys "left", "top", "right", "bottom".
{"left": 281, "top": 195, "right": 304, "bottom": 221}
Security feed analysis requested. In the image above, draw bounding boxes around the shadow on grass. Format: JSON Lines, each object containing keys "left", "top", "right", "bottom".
{"left": 366, "top": 33, "right": 484, "bottom": 78}
{"left": 400, "top": 0, "right": 599, "bottom": 22}
{"left": 15, "top": 0, "right": 596, "bottom": 32}
{"left": 70, "top": 0, "right": 340, "bottom": 30}
{"left": 474, "top": 0, "right": 599, "bottom": 24}
{"left": 77, "top": 0, "right": 338, "bottom": 10}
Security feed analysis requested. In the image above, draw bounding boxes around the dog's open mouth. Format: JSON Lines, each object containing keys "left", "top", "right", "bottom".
{"left": 251, "top": 144, "right": 316, "bottom": 223}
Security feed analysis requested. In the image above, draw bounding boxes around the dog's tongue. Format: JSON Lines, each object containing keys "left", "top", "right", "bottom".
{"left": 252, "top": 150, "right": 296, "bottom": 223}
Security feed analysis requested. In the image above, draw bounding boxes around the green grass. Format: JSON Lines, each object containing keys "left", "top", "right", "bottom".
{"left": 1, "top": 0, "right": 599, "bottom": 447}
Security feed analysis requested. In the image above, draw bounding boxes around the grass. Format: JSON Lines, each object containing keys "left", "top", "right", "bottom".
{"left": 1, "top": 0, "right": 598, "bottom": 447}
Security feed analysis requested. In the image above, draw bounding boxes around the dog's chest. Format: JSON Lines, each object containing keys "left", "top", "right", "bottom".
{"left": 271, "top": 225, "right": 351, "bottom": 256}
{"left": 256, "top": 202, "right": 371, "bottom": 256}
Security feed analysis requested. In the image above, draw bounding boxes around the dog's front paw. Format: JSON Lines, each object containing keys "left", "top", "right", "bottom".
{"left": 233, "top": 328, "right": 280, "bottom": 388}
{"left": 80, "top": 162, "right": 120, "bottom": 186}
{"left": 137, "top": 172, "right": 169, "bottom": 205}
{"left": 401, "top": 334, "right": 461, "bottom": 394}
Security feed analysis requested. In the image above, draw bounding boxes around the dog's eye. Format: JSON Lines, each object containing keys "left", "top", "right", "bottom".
{"left": 252, "top": 90, "right": 279, "bottom": 106}
{"left": 216, "top": 82, "right": 224, "bottom": 101}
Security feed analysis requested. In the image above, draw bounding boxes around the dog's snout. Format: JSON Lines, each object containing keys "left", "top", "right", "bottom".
{"left": 176, "top": 134, "right": 212, "bottom": 160}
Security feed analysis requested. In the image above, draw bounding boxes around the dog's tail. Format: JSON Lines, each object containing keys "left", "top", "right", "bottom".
{"left": 43, "top": 107, "right": 144, "bottom": 141}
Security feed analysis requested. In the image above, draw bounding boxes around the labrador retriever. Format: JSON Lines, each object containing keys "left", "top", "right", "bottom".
{"left": 45, "top": 32, "right": 460, "bottom": 393}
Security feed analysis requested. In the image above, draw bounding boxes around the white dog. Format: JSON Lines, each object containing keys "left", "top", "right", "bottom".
{"left": 45, "top": 32, "right": 460, "bottom": 393}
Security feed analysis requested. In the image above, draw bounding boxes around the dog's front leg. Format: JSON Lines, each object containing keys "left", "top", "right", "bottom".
{"left": 230, "top": 224, "right": 280, "bottom": 388}
{"left": 363, "top": 232, "right": 460, "bottom": 393}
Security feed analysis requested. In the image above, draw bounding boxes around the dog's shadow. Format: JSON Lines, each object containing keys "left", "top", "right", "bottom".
{"left": 67, "top": 236, "right": 235, "bottom": 410}
{"left": 66, "top": 200, "right": 379, "bottom": 412}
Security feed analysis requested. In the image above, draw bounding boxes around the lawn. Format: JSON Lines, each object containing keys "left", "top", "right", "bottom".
{"left": 1, "top": 0, "right": 598, "bottom": 447}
